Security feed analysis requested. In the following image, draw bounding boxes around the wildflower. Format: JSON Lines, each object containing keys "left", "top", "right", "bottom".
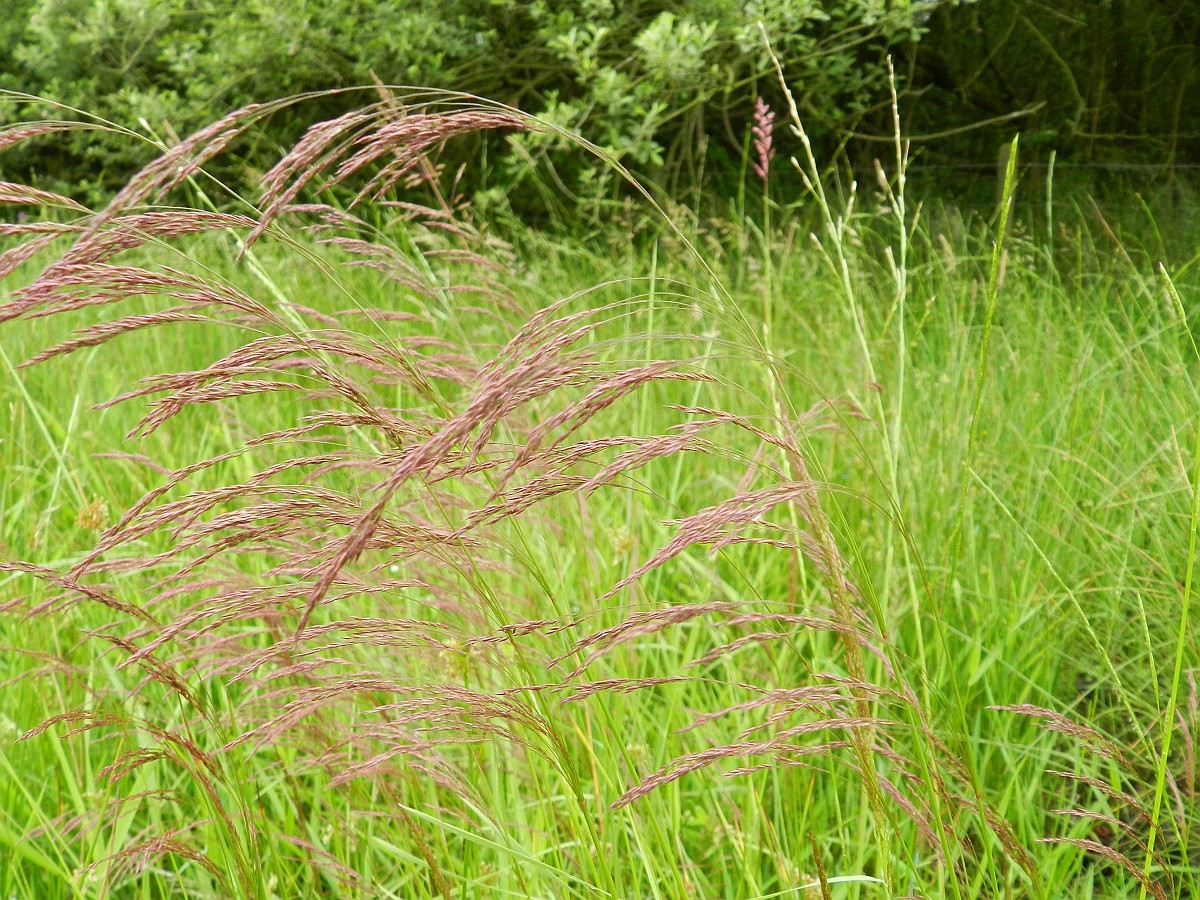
{"left": 751, "top": 97, "right": 775, "bottom": 183}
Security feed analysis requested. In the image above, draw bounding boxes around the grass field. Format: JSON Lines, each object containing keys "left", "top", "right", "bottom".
{"left": 0, "top": 101, "right": 1198, "bottom": 898}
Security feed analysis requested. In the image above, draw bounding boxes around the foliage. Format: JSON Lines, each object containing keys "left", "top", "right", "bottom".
{"left": 0, "top": 0, "right": 954, "bottom": 205}
{"left": 0, "top": 0, "right": 489, "bottom": 198}
{"left": 496, "top": 0, "right": 943, "bottom": 214}
{"left": 907, "top": 0, "right": 1200, "bottom": 168}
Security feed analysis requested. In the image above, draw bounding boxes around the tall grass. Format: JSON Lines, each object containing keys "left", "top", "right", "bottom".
{"left": 0, "top": 83, "right": 1196, "bottom": 898}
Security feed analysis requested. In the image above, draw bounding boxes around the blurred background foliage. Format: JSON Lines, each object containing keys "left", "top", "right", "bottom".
{"left": 908, "top": 0, "right": 1200, "bottom": 162}
{"left": 0, "top": 0, "right": 1197, "bottom": 213}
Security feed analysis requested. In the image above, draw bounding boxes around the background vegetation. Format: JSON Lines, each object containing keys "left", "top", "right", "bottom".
{"left": 3, "top": 1, "right": 1197, "bottom": 207}
{"left": 908, "top": 1, "right": 1200, "bottom": 168}
{"left": 0, "top": 1, "right": 1198, "bottom": 898}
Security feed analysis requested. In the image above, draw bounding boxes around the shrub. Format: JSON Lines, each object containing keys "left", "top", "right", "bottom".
{"left": 0, "top": 0, "right": 954, "bottom": 207}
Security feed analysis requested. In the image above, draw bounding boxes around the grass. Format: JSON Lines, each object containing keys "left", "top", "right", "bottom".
{"left": 0, "top": 91, "right": 1197, "bottom": 898}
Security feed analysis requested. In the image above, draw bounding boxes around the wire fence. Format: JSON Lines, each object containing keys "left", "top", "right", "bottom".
{"left": 912, "top": 161, "right": 1200, "bottom": 171}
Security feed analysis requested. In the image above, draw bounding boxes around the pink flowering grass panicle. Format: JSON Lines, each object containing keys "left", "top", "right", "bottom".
{"left": 2, "top": 85, "right": 1164, "bottom": 896}
{"left": 84, "top": 828, "right": 225, "bottom": 881}
{"left": 249, "top": 107, "right": 377, "bottom": 247}
{"left": 0, "top": 118, "right": 994, "bottom": 884}
{"left": 992, "top": 705, "right": 1175, "bottom": 893}
{"left": 751, "top": 96, "right": 776, "bottom": 183}
{"left": 0, "top": 181, "right": 87, "bottom": 212}
{"left": 246, "top": 100, "right": 526, "bottom": 251}
{"left": 97, "top": 101, "right": 279, "bottom": 223}
{"left": 0, "top": 120, "right": 103, "bottom": 156}
{"left": 0, "top": 95, "right": 552, "bottom": 888}
{"left": 990, "top": 703, "right": 1134, "bottom": 768}
{"left": 611, "top": 720, "right": 883, "bottom": 809}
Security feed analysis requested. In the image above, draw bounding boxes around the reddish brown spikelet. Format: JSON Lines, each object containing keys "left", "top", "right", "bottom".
{"left": 56, "top": 211, "right": 257, "bottom": 271}
{"left": 991, "top": 704, "right": 1133, "bottom": 767}
{"left": 27, "top": 789, "right": 177, "bottom": 842}
{"left": 555, "top": 601, "right": 739, "bottom": 677}
{"left": 274, "top": 834, "right": 362, "bottom": 886}
{"left": 10, "top": 262, "right": 277, "bottom": 326}
{"left": 873, "top": 773, "right": 946, "bottom": 862}
{"left": 319, "top": 236, "right": 434, "bottom": 296}
{"left": 22, "top": 307, "right": 211, "bottom": 366}
{"left": 0, "top": 561, "right": 156, "bottom": 623}
{"left": 1037, "top": 837, "right": 1166, "bottom": 899}
{"left": 504, "top": 361, "right": 715, "bottom": 481}
{"left": 0, "top": 121, "right": 90, "bottom": 153}
{"left": 463, "top": 473, "right": 589, "bottom": 531}
{"left": 84, "top": 829, "right": 223, "bottom": 880}
{"left": 334, "top": 109, "right": 526, "bottom": 204}
{"left": 20, "top": 709, "right": 128, "bottom": 741}
{"left": 295, "top": 505, "right": 385, "bottom": 637}
{"left": 752, "top": 96, "right": 776, "bottom": 182}
{"left": 294, "top": 322, "right": 616, "bottom": 618}
{"left": 88, "top": 631, "right": 206, "bottom": 713}
{"left": 724, "top": 741, "right": 853, "bottom": 778}
{"left": 99, "top": 748, "right": 173, "bottom": 784}
{"left": 560, "top": 676, "right": 692, "bottom": 703}
{"left": 612, "top": 718, "right": 885, "bottom": 809}
{"left": 684, "top": 616, "right": 857, "bottom": 670}
{"left": 0, "top": 232, "right": 72, "bottom": 285}
{"left": 247, "top": 108, "right": 377, "bottom": 250}
{"left": 578, "top": 426, "right": 714, "bottom": 494}
{"left": 1178, "top": 707, "right": 1195, "bottom": 796}
{"left": 1044, "top": 769, "right": 1152, "bottom": 824}
{"left": 598, "top": 480, "right": 821, "bottom": 602}
{"left": 678, "top": 678, "right": 901, "bottom": 736}
{"left": 0, "top": 181, "right": 87, "bottom": 210}
{"left": 247, "top": 105, "right": 525, "bottom": 252}
{"left": 100, "top": 102, "right": 270, "bottom": 220}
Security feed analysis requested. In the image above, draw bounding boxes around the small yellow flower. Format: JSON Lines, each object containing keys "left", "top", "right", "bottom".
{"left": 75, "top": 496, "right": 108, "bottom": 532}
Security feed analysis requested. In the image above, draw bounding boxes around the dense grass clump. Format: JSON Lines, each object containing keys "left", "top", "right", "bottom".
{"left": 0, "top": 86, "right": 1197, "bottom": 899}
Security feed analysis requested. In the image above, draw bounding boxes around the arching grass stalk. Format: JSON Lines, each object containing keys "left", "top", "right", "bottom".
{"left": 760, "top": 28, "right": 895, "bottom": 887}
{"left": 931, "top": 137, "right": 1023, "bottom": 891}
{"left": 1140, "top": 265, "right": 1199, "bottom": 896}
{"left": 948, "top": 135, "right": 1018, "bottom": 592}
{"left": 0, "top": 84, "right": 832, "bottom": 896}
{"left": 869, "top": 57, "right": 934, "bottom": 716}
{"left": 871, "top": 59, "right": 973, "bottom": 897}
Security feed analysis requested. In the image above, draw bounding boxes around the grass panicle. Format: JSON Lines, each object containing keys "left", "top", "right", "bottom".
{"left": 0, "top": 78, "right": 1195, "bottom": 898}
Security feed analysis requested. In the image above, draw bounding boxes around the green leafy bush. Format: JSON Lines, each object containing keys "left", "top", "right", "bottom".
{"left": 1, "top": 0, "right": 952, "bottom": 205}
{"left": 903, "top": 0, "right": 1200, "bottom": 188}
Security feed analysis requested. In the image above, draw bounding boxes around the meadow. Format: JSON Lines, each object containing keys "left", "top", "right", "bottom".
{"left": 0, "top": 92, "right": 1197, "bottom": 899}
